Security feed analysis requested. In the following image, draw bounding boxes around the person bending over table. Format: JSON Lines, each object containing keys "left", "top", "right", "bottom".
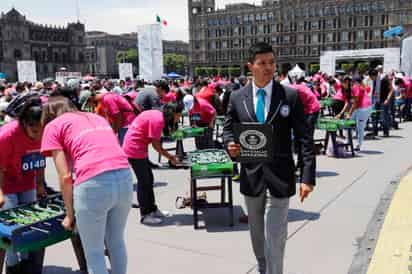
{"left": 41, "top": 96, "right": 133, "bottom": 274}
{"left": 0, "top": 94, "right": 47, "bottom": 274}
{"left": 123, "top": 103, "right": 183, "bottom": 225}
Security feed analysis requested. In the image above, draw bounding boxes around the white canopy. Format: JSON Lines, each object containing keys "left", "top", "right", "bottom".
{"left": 288, "top": 64, "right": 305, "bottom": 79}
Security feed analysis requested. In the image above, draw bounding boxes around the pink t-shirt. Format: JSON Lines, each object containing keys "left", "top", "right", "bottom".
{"left": 189, "top": 98, "right": 216, "bottom": 124}
{"left": 290, "top": 84, "right": 320, "bottom": 115}
{"left": 161, "top": 92, "right": 177, "bottom": 104}
{"left": 100, "top": 93, "right": 137, "bottom": 128}
{"left": 124, "top": 91, "right": 138, "bottom": 102}
{"left": 333, "top": 88, "right": 345, "bottom": 101}
{"left": 0, "top": 121, "right": 42, "bottom": 194}
{"left": 123, "top": 110, "right": 164, "bottom": 159}
{"left": 41, "top": 112, "right": 129, "bottom": 185}
{"left": 352, "top": 84, "right": 371, "bottom": 109}
{"left": 405, "top": 81, "right": 412, "bottom": 98}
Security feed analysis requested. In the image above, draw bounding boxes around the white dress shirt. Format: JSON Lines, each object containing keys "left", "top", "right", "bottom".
{"left": 252, "top": 80, "right": 273, "bottom": 120}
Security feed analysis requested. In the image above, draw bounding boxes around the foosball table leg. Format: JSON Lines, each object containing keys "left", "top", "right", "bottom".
{"left": 347, "top": 128, "right": 355, "bottom": 156}
{"left": 323, "top": 131, "right": 330, "bottom": 155}
{"left": 220, "top": 177, "right": 225, "bottom": 203}
{"left": 227, "top": 177, "right": 234, "bottom": 227}
{"left": 191, "top": 178, "right": 199, "bottom": 229}
{"left": 70, "top": 234, "right": 88, "bottom": 273}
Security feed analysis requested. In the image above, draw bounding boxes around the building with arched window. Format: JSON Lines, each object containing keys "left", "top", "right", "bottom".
{"left": 0, "top": 8, "right": 87, "bottom": 81}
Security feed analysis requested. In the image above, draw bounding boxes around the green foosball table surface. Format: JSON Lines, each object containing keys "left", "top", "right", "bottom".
{"left": 188, "top": 149, "right": 233, "bottom": 178}
{"left": 171, "top": 127, "right": 206, "bottom": 140}
{"left": 317, "top": 118, "right": 356, "bottom": 131}
{"left": 320, "top": 98, "right": 334, "bottom": 108}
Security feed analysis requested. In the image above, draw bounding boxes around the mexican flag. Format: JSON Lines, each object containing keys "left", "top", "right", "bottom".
{"left": 156, "top": 15, "right": 168, "bottom": 26}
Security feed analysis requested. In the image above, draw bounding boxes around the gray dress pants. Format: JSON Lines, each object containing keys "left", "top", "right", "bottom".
{"left": 245, "top": 189, "right": 289, "bottom": 274}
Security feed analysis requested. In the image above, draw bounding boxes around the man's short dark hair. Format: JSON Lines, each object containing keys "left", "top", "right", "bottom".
{"left": 368, "top": 69, "right": 378, "bottom": 77}
{"left": 248, "top": 42, "right": 274, "bottom": 63}
{"left": 154, "top": 80, "right": 170, "bottom": 92}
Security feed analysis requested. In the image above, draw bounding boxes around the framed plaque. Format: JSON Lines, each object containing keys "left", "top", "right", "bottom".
{"left": 234, "top": 123, "right": 274, "bottom": 163}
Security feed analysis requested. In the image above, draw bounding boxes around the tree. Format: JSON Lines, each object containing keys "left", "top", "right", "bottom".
{"left": 357, "top": 62, "right": 370, "bottom": 74}
{"left": 164, "top": 53, "right": 187, "bottom": 75}
{"left": 228, "top": 67, "right": 241, "bottom": 77}
{"left": 341, "top": 63, "right": 355, "bottom": 73}
{"left": 116, "top": 49, "right": 138, "bottom": 65}
{"left": 309, "top": 64, "right": 320, "bottom": 74}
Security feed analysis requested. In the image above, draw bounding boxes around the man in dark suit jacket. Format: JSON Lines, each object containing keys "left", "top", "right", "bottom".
{"left": 223, "top": 42, "right": 316, "bottom": 274}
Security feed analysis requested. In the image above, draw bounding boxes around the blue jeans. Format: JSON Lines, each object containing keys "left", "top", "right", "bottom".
{"left": 375, "top": 102, "right": 392, "bottom": 134}
{"left": 3, "top": 189, "right": 36, "bottom": 266}
{"left": 352, "top": 107, "right": 372, "bottom": 148}
{"left": 74, "top": 168, "right": 133, "bottom": 274}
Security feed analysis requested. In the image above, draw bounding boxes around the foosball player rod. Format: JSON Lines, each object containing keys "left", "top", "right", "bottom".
{"left": 29, "top": 226, "right": 50, "bottom": 234}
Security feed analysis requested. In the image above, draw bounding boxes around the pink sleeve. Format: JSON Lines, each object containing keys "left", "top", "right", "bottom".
{"left": 102, "top": 95, "right": 120, "bottom": 116}
{"left": 0, "top": 130, "right": 12, "bottom": 169}
{"left": 148, "top": 119, "right": 164, "bottom": 141}
{"left": 41, "top": 123, "right": 64, "bottom": 157}
{"left": 351, "top": 85, "right": 361, "bottom": 97}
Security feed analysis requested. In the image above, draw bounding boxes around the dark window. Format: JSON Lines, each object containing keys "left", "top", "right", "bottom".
{"left": 14, "top": 49, "right": 22, "bottom": 59}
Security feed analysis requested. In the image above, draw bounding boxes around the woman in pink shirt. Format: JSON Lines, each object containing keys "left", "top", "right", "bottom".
{"left": 290, "top": 78, "right": 320, "bottom": 173}
{"left": 0, "top": 94, "right": 47, "bottom": 273}
{"left": 188, "top": 97, "right": 216, "bottom": 149}
{"left": 346, "top": 77, "right": 372, "bottom": 151}
{"left": 41, "top": 96, "right": 133, "bottom": 274}
{"left": 123, "top": 103, "right": 183, "bottom": 225}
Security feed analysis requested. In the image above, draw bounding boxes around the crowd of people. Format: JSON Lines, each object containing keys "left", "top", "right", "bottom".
{"left": 0, "top": 41, "right": 411, "bottom": 274}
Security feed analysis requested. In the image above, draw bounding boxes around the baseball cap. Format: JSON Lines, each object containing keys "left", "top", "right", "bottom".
{"left": 79, "top": 90, "right": 93, "bottom": 110}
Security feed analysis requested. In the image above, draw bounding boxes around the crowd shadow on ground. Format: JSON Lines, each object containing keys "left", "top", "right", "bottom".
{"left": 43, "top": 266, "right": 84, "bottom": 274}
{"left": 141, "top": 205, "right": 320, "bottom": 232}
{"left": 288, "top": 209, "right": 320, "bottom": 222}
{"left": 358, "top": 150, "right": 383, "bottom": 155}
{"left": 133, "top": 181, "right": 168, "bottom": 192}
{"left": 316, "top": 171, "right": 339, "bottom": 177}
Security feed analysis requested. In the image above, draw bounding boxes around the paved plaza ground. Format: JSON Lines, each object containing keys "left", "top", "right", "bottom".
{"left": 40, "top": 121, "right": 412, "bottom": 274}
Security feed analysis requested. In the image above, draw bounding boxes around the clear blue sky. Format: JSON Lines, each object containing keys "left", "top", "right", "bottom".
{"left": 1, "top": 0, "right": 259, "bottom": 41}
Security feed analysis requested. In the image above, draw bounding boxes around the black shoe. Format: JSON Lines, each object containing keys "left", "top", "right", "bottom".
{"left": 383, "top": 132, "right": 390, "bottom": 137}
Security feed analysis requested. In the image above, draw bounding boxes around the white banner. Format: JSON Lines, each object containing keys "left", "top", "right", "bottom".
{"left": 137, "top": 24, "right": 163, "bottom": 83}
{"left": 401, "top": 37, "right": 412, "bottom": 77}
{"left": 17, "top": 61, "right": 37, "bottom": 83}
{"left": 119, "top": 63, "right": 133, "bottom": 80}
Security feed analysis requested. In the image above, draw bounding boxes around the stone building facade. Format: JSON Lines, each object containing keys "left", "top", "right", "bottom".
{"left": 85, "top": 31, "right": 189, "bottom": 78}
{"left": 0, "top": 8, "right": 86, "bottom": 81}
{"left": 188, "top": 0, "right": 412, "bottom": 75}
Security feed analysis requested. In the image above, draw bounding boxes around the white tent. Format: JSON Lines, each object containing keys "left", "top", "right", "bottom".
{"left": 288, "top": 64, "right": 305, "bottom": 79}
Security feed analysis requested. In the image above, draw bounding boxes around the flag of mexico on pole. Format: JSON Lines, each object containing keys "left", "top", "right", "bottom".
{"left": 156, "top": 15, "right": 167, "bottom": 27}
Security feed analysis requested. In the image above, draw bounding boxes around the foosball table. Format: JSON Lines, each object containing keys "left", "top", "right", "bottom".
{"left": 187, "top": 149, "right": 234, "bottom": 229}
{"left": 159, "top": 127, "right": 207, "bottom": 162}
{"left": 0, "top": 195, "right": 71, "bottom": 253}
{"left": 0, "top": 194, "right": 88, "bottom": 272}
{"left": 316, "top": 117, "right": 356, "bottom": 157}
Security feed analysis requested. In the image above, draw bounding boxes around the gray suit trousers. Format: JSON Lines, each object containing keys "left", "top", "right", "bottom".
{"left": 245, "top": 189, "right": 289, "bottom": 274}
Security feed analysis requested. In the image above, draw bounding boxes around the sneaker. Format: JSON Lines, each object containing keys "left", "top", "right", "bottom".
{"left": 354, "top": 145, "right": 360, "bottom": 151}
{"left": 141, "top": 213, "right": 163, "bottom": 225}
{"left": 152, "top": 209, "right": 171, "bottom": 218}
{"left": 232, "top": 174, "right": 240, "bottom": 181}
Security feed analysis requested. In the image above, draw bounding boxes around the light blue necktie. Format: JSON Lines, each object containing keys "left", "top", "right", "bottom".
{"left": 256, "top": 88, "right": 266, "bottom": 124}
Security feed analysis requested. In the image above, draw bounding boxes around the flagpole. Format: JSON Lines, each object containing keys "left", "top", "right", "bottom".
{"left": 75, "top": 0, "right": 80, "bottom": 22}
